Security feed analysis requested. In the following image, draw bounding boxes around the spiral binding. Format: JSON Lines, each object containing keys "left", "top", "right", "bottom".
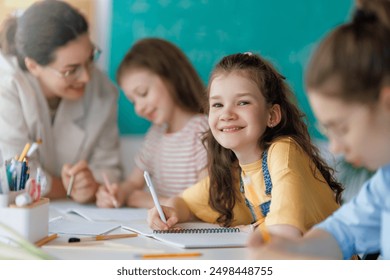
{"left": 153, "top": 227, "right": 240, "bottom": 234}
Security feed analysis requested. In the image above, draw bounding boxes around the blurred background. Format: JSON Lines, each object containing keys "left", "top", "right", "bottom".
{"left": 4, "top": 1, "right": 371, "bottom": 198}
{"left": 0, "top": 0, "right": 354, "bottom": 136}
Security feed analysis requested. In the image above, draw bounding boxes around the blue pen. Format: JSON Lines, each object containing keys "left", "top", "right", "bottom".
{"left": 143, "top": 171, "right": 167, "bottom": 223}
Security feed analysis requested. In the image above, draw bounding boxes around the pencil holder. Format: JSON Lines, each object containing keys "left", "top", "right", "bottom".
{"left": 0, "top": 197, "right": 49, "bottom": 243}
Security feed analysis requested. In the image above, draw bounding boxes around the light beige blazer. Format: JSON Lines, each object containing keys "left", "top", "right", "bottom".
{"left": 0, "top": 51, "right": 123, "bottom": 192}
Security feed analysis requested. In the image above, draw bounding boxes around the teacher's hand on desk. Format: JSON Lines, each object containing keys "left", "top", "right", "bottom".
{"left": 62, "top": 160, "right": 99, "bottom": 203}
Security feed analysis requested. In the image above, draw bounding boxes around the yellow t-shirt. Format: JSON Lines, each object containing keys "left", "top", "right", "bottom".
{"left": 182, "top": 137, "right": 339, "bottom": 233}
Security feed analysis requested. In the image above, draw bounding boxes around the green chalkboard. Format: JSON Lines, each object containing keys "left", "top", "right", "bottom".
{"left": 109, "top": 0, "right": 354, "bottom": 137}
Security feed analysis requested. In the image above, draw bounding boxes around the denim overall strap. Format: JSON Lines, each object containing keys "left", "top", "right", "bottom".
{"left": 239, "top": 174, "right": 257, "bottom": 223}
{"left": 260, "top": 149, "right": 272, "bottom": 216}
{"left": 239, "top": 149, "right": 273, "bottom": 220}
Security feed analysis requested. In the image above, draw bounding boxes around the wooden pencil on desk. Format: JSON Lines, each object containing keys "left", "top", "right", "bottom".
{"left": 96, "top": 233, "right": 137, "bottom": 240}
{"left": 139, "top": 252, "right": 202, "bottom": 259}
{"left": 35, "top": 233, "right": 58, "bottom": 247}
{"left": 68, "top": 233, "right": 138, "bottom": 243}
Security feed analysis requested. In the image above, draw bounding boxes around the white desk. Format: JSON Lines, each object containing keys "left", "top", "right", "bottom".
{"left": 42, "top": 200, "right": 249, "bottom": 260}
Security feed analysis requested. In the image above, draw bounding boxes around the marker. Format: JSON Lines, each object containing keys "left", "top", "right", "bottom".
{"left": 137, "top": 252, "right": 202, "bottom": 259}
{"left": 68, "top": 233, "right": 138, "bottom": 243}
{"left": 66, "top": 175, "right": 75, "bottom": 198}
{"left": 143, "top": 171, "right": 167, "bottom": 223}
{"left": 102, "top": 172, "right": 119, "bottom": 208}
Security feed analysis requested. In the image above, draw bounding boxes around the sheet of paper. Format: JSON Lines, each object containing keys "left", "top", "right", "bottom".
{"left": 50, "top": 200, "right": 148, "bottom": 222}
{"left": 49, "top": 219, "right": 120, "bottom": 236}
{"left": 66, "top": 207, "right": 148, "bottom": 222}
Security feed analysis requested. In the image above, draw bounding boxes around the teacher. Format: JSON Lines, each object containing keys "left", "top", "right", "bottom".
{"left": 0, "top": 0, "right": 122, "bottom": 203}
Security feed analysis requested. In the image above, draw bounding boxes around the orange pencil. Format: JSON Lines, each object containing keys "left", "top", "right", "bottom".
{"left": 138, "top": 252, "right": 202, "bottom": 259}
{"left": 18, "top": 142, "right": 31, "bottom": 161}
{"left": 35, "top": 233, "right": 58, "bottom": 247}
{"left": 68, "top": 233, "right": 138, "bottom": 243}
{"left": 260, "top": 227, "right": 271, "bottom": 244}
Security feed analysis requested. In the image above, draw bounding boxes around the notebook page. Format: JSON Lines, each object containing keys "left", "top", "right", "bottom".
{"left": 152, "top": 230, "right": 249, "bottom": 249}
{"left": 121, "top": 221, "right": 248, "bottom": 248}
{"left": 50, "top": 200, "right": 148, "bottom": 222}
{"left": 65, "top": 208, "right": 148, "bottom": 222}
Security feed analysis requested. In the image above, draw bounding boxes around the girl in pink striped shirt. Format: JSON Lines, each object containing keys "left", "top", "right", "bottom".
{"left": 96, "top": 38, "right": 208, "bottom": 208}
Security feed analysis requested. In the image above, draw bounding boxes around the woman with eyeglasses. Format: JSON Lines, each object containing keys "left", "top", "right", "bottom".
{"left": 0, "top": 0, "right": 122, "bottom": 203}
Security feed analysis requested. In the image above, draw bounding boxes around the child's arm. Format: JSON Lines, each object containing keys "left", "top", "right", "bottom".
{"left": 248, "top": 227, "right": 343, "bottom": 260}
{"left": 267, "top": 224, "right": 302, "bottom": 239}
{"left": 147, "top": 196, "right": 196, "bottom": 230}
{"left": 127, "top": 189, "right": 170, "bottom": 208}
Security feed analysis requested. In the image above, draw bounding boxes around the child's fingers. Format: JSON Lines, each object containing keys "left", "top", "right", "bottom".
{"left": 68, "top": 160, "right": 89, "bottom": 175}
{"left": 96, "top": 186, "right": 115, "bottom": 208}
{"left": 147, "top": 207, "right": 174, "bottom": 230}
{"left": 107, "top": 182, "right": 119, "bottom": 196}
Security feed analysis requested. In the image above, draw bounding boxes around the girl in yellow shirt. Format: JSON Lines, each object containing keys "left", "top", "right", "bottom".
{"left": 148, "top": 52, "right": 342, "bottom": 239}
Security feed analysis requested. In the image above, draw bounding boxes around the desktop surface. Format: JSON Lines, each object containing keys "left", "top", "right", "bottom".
{"left": 42, "top": 200, "right": 249, "bottom": 260}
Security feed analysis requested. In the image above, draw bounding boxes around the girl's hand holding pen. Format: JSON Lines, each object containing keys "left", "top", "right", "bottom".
{"left": 61, "top": 160, "right": 99, "bottom": 203}
{"left": 96, "top": 182, "right": 124, "bottom": 208}
{"left": 147, "top": 205, "right": 179, "bottom": 230}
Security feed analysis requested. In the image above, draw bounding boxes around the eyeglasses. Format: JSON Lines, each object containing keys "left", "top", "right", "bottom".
{"left": 315, "top": 120, "right": 349, "bottom": 141}
{"left": 47, "top": 46, "right": 102, "bottom": 83}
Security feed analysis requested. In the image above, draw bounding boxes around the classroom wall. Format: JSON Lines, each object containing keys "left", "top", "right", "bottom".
{"left": 109, "top": 0, "right": 354, "bottom": 137}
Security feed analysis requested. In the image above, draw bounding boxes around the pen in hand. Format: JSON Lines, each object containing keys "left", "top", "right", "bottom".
{"left": 143, "top": 171, "right": 167, "bottom": 223}
{"left": 102, "top": 172, "right": 119, "bottom": 208}
{"left": 66, "top": 175, "right": 75, "bottom": 198}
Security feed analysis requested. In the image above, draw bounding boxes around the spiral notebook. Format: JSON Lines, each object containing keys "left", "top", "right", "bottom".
{"left": 122, "top": 221, "right": 249, "bottom": 248}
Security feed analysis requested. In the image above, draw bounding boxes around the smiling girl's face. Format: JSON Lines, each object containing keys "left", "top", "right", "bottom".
{"left": 120, "top": 68, "right": 177, "bottom": 126}
{"left": 208, "top": 73, "right": 274, "bottom": 164}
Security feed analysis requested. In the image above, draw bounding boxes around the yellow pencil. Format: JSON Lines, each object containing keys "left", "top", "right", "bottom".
{"left": 18, "top": 142, "right": 31, "bottom": 161}
{"left": 260, "top": 227, "right": 271, "bottom": 244}
{"left": 139, "top": 252, "right": 202, "bottom": 259}
{"left": 35, "top": 233, "right": 58, "bottom": 247}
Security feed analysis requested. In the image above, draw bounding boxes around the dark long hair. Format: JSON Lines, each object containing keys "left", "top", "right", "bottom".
{"left": 0, "top": 0, "right": 88, "bottom": 70}
{"left": 205, "top": 53, "right": 343, "bottom": 226}
{"left": 117, "top": 38, "right": 205, "bottom": 114}
{"left": 306, "top": 0, "right": 390, "bottom": 104}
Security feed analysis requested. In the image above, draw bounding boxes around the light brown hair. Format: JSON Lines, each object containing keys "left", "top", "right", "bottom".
{"left": 206, "top": 53, "right": 343, "bottom": 226}
{"left": 117, "top": 38, "right": 205, "bottom": 114}
{"left": 0, "top": 0, "right": 88, "bottom": 70}
{"left": 306, "top": 0, "right": 390, "bottom": 104}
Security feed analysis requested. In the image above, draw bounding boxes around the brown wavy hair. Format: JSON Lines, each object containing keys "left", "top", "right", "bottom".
{"left": 0, "top": 0, "right": 88, "bottom": 70}
{"left": 205, "top": 53, "right": 343, "bottom": 226}
{"left": 116, "top": 38, "right": 205, "bottom": 114}
{"left": 306, "top": 0, "right": 390, "bottom": 104}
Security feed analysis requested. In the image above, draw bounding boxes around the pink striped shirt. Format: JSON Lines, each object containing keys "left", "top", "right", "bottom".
{"left": 134, "top": 114, "right": 208, "bottom": 197}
